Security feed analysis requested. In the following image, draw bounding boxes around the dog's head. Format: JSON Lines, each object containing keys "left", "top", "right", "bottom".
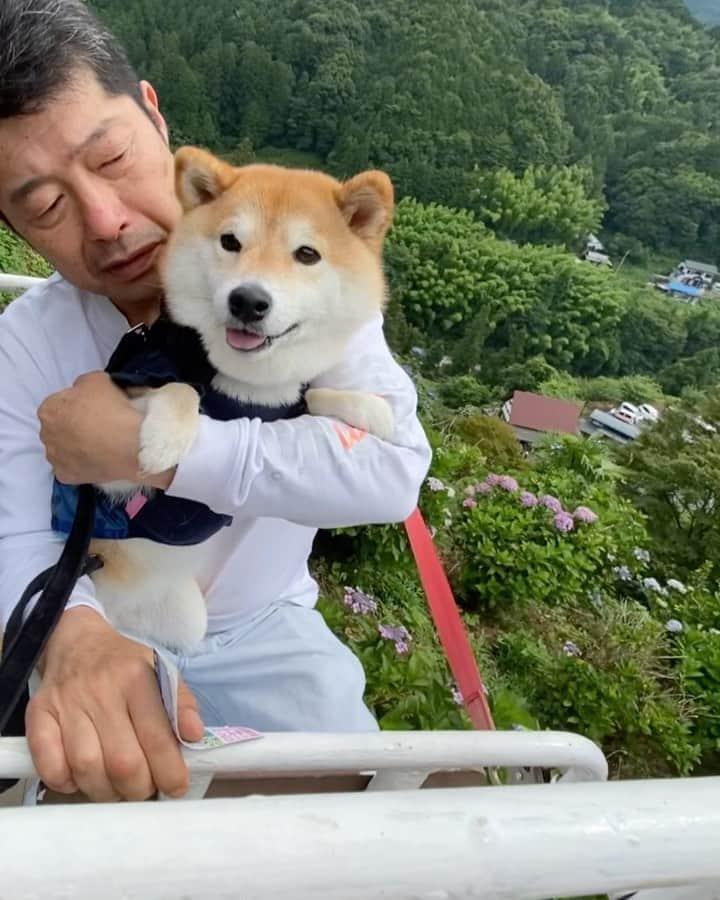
{"left": 161, "top": 147, "right": 394, "bottom": 389}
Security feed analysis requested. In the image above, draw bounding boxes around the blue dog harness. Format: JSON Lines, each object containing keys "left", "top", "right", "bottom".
{"left": 51, "top": 317, "right": 306, "bottom": 545}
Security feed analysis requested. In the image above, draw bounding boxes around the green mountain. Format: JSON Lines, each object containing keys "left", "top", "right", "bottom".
{"left": 86, "top": 0, "right": 720, "bottom": 262}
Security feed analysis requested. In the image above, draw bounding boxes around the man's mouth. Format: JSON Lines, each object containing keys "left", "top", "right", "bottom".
{"left": 225, "top": 323, "right": 299, "bottom": 352}
{"left": 102, "top": 243, "right": 161, "bottom": 282}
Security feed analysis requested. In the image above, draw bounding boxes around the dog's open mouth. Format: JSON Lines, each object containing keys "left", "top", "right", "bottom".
{"left": 225, "top": 323, "right": 299, "bottom": 352}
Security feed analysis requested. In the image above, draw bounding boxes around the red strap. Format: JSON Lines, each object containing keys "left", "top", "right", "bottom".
{"left": 404, "top": 507, "right": 494, "bottom": 731}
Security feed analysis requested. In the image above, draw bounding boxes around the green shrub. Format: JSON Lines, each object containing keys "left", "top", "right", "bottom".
{"left": 496, "top": 601, "right": 698, "bottom": 777}
{"left": 450, "top": 414, "right": 525, "bottom": 471}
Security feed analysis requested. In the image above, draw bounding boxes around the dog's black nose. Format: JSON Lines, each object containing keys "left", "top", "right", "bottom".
{"left": 228, "top": 285, "right": 272, "bottom": 324}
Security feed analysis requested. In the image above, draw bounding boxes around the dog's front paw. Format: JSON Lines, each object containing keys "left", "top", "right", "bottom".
{"left": 137, "top": 383, "right": 201, "bottom": 476}
{"left": 305, "top": 388, "right": 395, "bottom": 441}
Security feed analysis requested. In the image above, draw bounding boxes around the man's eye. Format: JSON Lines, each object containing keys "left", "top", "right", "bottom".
{"left": 38, "top": 196, "right": 63, "bottom": 218}
{"left": 102, "top": 150, "right": 126, "bottom": 169}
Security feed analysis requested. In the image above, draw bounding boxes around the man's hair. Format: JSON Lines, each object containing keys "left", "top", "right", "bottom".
{"left": 0, "top": 0, "right": 143, "bottom": 119}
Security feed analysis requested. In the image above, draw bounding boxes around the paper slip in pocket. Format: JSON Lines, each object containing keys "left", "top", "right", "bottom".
{"left": 153, "top": 649, "right": 263, "bottom": 749}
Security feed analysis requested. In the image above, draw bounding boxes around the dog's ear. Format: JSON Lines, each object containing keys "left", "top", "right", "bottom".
{"left": 175, "top": 146, "right": 237, "bottom": 211}
{"left": 337, "top": 171, "right": 394, "bottom": 249}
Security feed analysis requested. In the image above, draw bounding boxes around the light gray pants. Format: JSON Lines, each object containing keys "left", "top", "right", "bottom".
{"left": 166, "top": 601, "right": 378, "bottom": 732}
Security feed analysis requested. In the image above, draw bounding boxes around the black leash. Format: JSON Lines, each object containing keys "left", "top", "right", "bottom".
{"left": 0, "top": 484, "right": 101, "bottom": 791}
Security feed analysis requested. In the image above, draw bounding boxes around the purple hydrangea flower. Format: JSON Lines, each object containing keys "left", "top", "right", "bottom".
{"left": 614, "top": 565, "right": 632, "bottom": 581}
{"left": 378, "top": 624, "right": 412, "bottom": 655}
{"left": 573, "top": 506, "right": 599, "bottom": 524}
{"left": 553, "top": 511, "right": 575, "bottom": 533}
{"left": 426, "top": 476, "right": 446, "bottom": 492}
{"left": 476, "top": 482, "right": 492, "bottom": 496}
{"left": 540, "top": 495, "right": 563, "bottom": 513}
{"left": 665, "top": 619, "right": 683, "bottom": 634}
{"left": 498, "top": 475, "right": 519, "bottom": 492}
{"left": 463, "top": 497, "right": 477, "bottom": 509}
{"left": 520, "top": 491, "right": 538, "bottom": 507}
{"left": 563, "top": 640, "right": 582, "bottom": 657}
{"left": 343, "top": 587, "right": 378, "bottom": 616}
{"left": 633, "top": 548, "right": 651, "bottom": 563}
{"left": 643, "top": 577, "right": 663, "bottom": 593}
{"left": 451, "top": 686, "right": 464, "bottom": 705}
{"left": 486, "top": 473, "right": 502, "bottom": 486}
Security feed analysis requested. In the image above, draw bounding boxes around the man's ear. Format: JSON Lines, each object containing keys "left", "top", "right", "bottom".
{"left": 336, "top": 170, "right": 394, "bottom": 250}
{"left": 174, "top": 146, "right": 237, "bottom": 211}
{"left": 139, "top": 80, "right": 169, "bottom": 145}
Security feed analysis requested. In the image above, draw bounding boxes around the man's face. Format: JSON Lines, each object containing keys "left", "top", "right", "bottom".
{"left": 0, "top": 70, "right": 181, "bottom": 308}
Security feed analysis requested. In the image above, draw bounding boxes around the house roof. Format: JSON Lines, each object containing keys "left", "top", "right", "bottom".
{"left": 682, "top": 260, "right": 718, "bottom": 275}
{"left": 507, "top": 391, "right": 581, "bottom": 435}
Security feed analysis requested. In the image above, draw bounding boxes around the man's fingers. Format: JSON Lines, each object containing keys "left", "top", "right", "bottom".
{"left": 96, "top": 703, "right": 157, "bottom": 801}
{"left": 129, "top": 679, "right": 190, "bottom": 799}
{"left": 62, "top": 711, "right": 121, "bottom": 802}
{"left": 25, "top": 700, "right": 78, "bottom": 794}
{"left": 177, "top": 676, "right": 205, "bottom": 743}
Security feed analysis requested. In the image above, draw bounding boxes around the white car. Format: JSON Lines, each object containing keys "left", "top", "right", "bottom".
{"left": 583, "top": 250, "right": 612, "bottom": 267}
{"left": 637, "top": 403, "right": 659, "bottom": 423}
{"left": 611, "top": 402, "right": 640, "bottom": 425}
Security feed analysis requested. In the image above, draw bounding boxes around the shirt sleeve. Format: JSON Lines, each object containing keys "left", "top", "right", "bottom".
{"left": 166, "top": 315, "right": 432, "bottom": 529}
{"left": 0, "top": 305, "right": 104, "bottom": 631}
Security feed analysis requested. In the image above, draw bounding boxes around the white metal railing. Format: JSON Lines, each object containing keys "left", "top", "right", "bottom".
{"left": 2, "top": 774, "right": 720, "bottom": 899}
{"left": 0, "top": 729, "right": 608, "bottom": 795}
{"left": 0, "top": 272, "right": 46, "bottom": 293}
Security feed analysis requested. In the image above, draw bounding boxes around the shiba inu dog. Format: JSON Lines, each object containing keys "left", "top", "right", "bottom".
{"left": 87, "top": 148, "right": 395, "bottom": 652}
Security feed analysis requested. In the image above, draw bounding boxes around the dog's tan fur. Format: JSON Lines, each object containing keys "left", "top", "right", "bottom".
{"left": 89, "top": 149, "right": 396, "bottom": 652}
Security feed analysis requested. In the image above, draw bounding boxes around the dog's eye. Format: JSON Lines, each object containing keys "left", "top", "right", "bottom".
{"left": 294, "top": 245, "right": 321, "bottom": 266}
{"left": 220, "top": 233, "right": 242, "bottom": 253}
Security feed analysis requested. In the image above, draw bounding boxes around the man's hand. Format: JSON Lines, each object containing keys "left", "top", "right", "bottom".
{"left": 38, "top": 372, "right": 175, "bottom": 489}
{"left": 27, "top": 606, "right": 205, "bottom": 801}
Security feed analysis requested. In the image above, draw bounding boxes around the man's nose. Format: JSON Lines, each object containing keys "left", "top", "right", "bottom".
{"left": 80, "top": 181, "right": 131, "bottom": 242}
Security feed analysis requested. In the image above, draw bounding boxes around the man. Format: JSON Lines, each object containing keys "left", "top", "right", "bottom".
{"left": 0, "top": 0, "right": 431, "bottom": 802}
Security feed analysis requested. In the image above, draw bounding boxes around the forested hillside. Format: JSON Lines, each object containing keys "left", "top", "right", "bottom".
{"left": 89, "top": 0, "right": 720, "bottom": 262}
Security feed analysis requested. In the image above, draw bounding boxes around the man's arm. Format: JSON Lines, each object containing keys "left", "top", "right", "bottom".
{"left": 0, "top": 324, "right": 102, "bottom": 632}
{"left": 166, "top": 315, "right": 432, "bottom": 525}
{"left": 0, "top": 307, "right": 202, "bottom": 801}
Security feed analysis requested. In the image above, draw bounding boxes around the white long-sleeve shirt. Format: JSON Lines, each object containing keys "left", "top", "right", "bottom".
{"left": 0, "top": 275, "right": 431, "bottom": 632}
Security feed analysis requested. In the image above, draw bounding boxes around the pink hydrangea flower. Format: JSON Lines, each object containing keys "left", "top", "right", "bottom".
{"left": 463, "top": 497, "right": 477, "bottom": 509}
{"left": 485, "top": 473, "right": 502, "bottom": 486}
{"left": 476, "top": 482, "right": 492, "bottom": 496}
{"left": 573, "top": 506, "right": 599, "bottom": 524}
{"left": 378, "top": 624, "right": 412, "bottom": 655}
{"left": 553, "top": 511, "right": 575, "bottom": 533}
{"left": 540, "top": 495, "right": 563, "bottom": 513}
{"left": 343, "top": 587, "right": 378, "bottom": 615}
{"left": 498, "top": 475, "right": 519, "bottom": 492}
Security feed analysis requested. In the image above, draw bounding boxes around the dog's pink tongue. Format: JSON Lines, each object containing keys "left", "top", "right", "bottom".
{"left": 226, "top": 328, "right": 266, "bottom": 350}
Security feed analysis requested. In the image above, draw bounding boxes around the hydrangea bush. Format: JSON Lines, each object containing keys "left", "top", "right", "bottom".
{"left": 315, "top": 424, "right": 713, "bottom": 776}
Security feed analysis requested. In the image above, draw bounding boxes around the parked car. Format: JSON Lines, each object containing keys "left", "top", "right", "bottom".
{"left": 637, "top": 403, "right": 659, "bottom": 424}
{"left": 610, "top": 402, "right": 640, "bottom": 425}
{"left": 583, "top": 249, "right": 612, "bottom": 267}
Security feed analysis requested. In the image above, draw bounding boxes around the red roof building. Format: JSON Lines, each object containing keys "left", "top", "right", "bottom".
{"left": 501, "top": 391, "right": 581, "bottom": 445}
